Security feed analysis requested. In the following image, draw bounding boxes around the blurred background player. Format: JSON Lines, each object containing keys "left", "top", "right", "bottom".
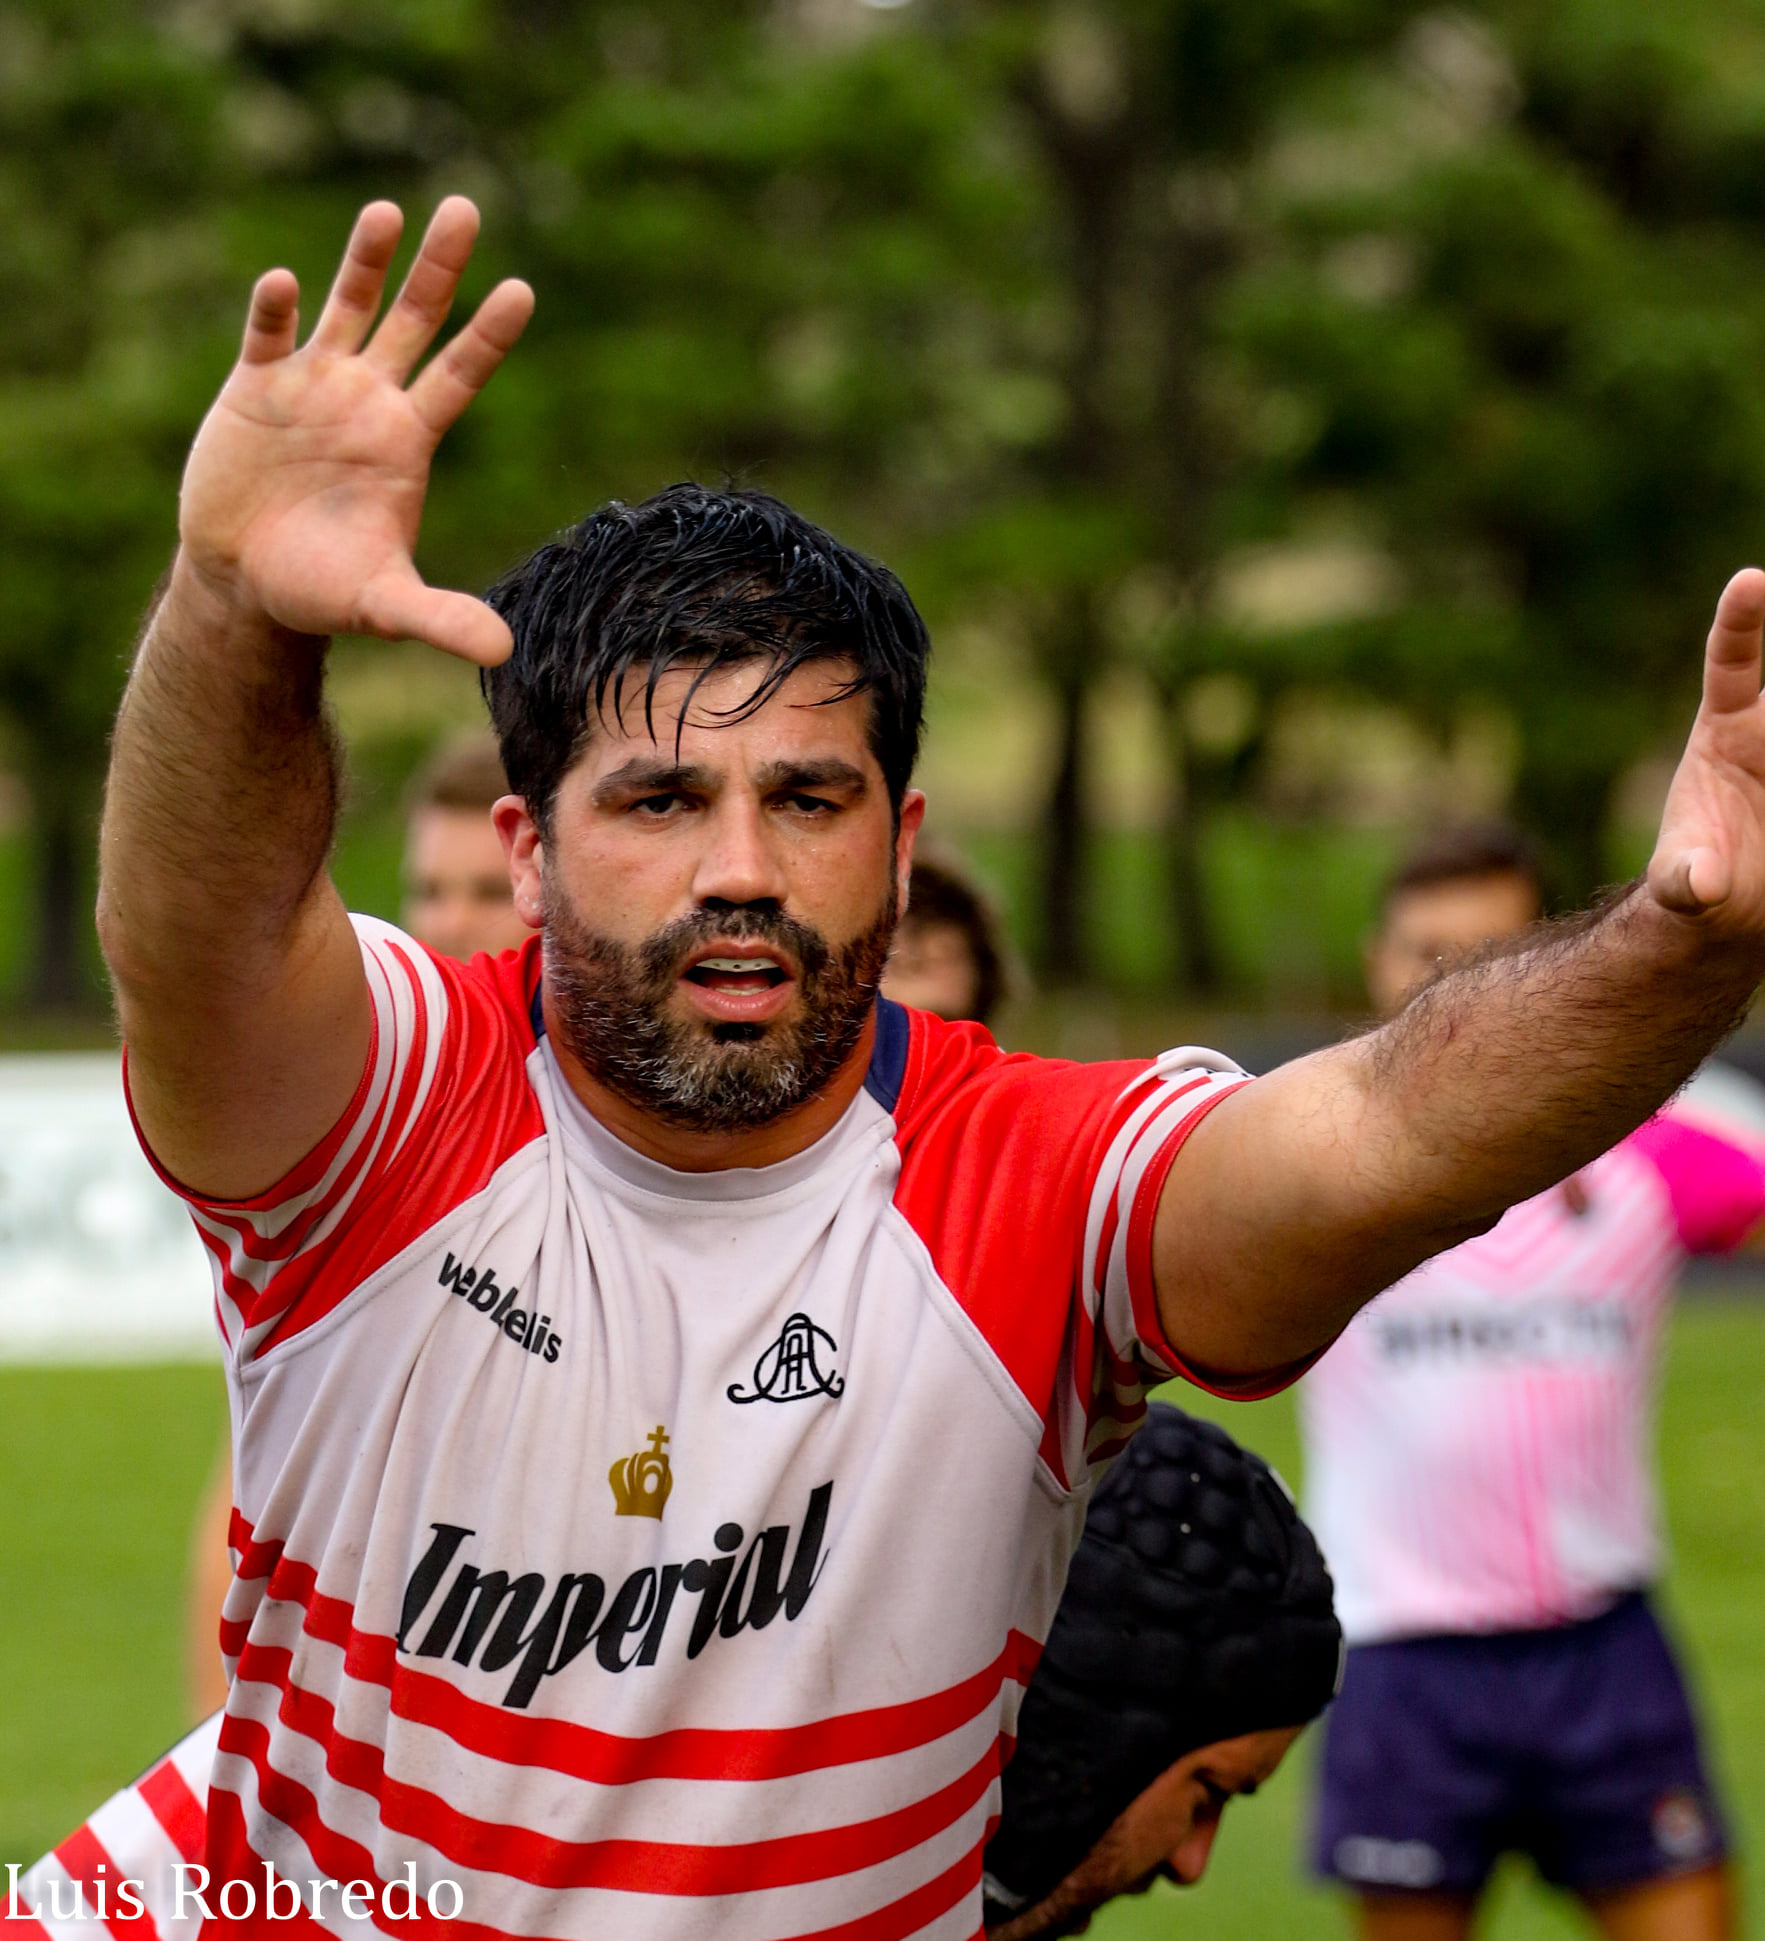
{"left": 879, "top": 848, "right": 1011, "bottom": 1027}
{"left": 1305, "top": 822, "right": 1765, "bottom": 1941}
{"left": 31, "top": 1406, "right": 1341, "bottom": 1941}
{"left": 399, "top": 729, "right": 532, "bottom": 961}
{"left": 184, "top": 730, "right": 521, "bottom": 1714}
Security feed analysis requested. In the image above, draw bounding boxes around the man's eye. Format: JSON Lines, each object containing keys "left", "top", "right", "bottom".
{"left": 781, "top": 794, "right": 836, "bottom": 814}
{"left": 633, "top": 794, "right": 684, "bottom": 816}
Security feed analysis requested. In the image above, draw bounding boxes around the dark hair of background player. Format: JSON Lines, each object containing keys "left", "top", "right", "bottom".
{"left": 1381, "top": 818, "right": 1545, "bottom": 913}
{"left": 482, "top": 484, "right": 930, "bottom": 836}
{"left": 900, "top": 854, "right": 1011, "bottom": 1028}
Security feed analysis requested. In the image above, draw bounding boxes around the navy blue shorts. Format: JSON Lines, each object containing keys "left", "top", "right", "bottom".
{"left": 1312, "top": 1594, "right": 1728, "bottom": 1898}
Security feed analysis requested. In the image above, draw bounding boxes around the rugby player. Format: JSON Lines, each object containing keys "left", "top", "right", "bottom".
{"left": 1305, "top": 823, "right": 1765, "bottom": 1941}
{"left": 94, "top": 195, "right": 1765, "bottom": 1936}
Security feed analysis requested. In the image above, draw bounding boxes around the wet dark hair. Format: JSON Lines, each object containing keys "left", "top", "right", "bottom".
{"left": 481, "top": 485, "right": 929, "bottom": 834}
{"left": 1383, "top": 819, "right": 1544, "bottom": 914}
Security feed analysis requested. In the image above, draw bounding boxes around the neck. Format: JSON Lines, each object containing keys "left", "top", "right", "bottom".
{"left": 543, "top": 992, "right": 878, "bottom": 1172}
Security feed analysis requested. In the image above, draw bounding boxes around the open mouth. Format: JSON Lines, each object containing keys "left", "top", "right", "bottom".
{"left": 683, "top": 955, "right": 791, "bottom": 996}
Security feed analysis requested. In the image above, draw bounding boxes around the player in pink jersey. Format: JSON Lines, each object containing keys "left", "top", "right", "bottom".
{"left": 92, "top": 195, "right": 1765, "bottom": 1937}
{"left": 1306, "top": 823, "right": 1765, "bottom": 1941}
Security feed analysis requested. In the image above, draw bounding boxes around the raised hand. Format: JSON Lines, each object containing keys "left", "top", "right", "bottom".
{"left": 178, "top": 197, "right": 534, "bottom": 666}
{"left": 1648, "top": 568, "right": 1765, "bottom": 944}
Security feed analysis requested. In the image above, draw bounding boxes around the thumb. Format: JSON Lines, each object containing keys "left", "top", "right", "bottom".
{"left": 356, "top": 573, "right": 513, "bottom": 666}
{"left": 1649, "top": 842, "right": 1732, "bottom": 915}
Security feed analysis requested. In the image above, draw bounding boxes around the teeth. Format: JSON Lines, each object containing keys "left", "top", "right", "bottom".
{"left": 700, "top": 957, "right": 774, "bottom": 973}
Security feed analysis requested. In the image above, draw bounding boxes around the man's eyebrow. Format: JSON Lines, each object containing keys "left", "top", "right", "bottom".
{"left": 590, "top": 758, "right": 718, "bottom": 803}
{"left": 756, "top": 758, "right": 869, "bottom": 794}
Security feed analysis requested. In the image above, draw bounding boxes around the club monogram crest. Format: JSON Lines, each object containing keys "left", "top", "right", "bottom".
{"left": 728, "top": 1313, "right": 846, "bottom": 1405}
{"left": 609, "top": 1424, "right": 675, "bottom": 1518}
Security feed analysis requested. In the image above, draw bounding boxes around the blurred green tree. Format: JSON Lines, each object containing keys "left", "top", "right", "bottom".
{"left": 1236, "top": 0, "right": 1765, "bottom": 900}
{"left": 0, "top": 5, "right": 237, "bottom": 1005}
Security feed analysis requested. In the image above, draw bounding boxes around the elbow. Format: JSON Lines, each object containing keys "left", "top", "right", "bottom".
{"left": 94, "top": 878, "right": 147, "bottom": 1000}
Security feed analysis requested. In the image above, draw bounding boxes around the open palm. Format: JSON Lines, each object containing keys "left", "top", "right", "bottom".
{"left": 178, "top": 196, "right": 534, "bottom": 667}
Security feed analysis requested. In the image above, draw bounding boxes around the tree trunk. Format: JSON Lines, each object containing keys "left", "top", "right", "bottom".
{"left": 1041, "top": 662, "right": 1088, "bottom": 985}
{"left": 1157, "top": 695, "right": 1221, "bottom": 997}
{"left": 1511, "top": 762, "right": 1613, "bottom": 912}
{"left": 27, "top": 770, "right": 98, "bottom": 1012}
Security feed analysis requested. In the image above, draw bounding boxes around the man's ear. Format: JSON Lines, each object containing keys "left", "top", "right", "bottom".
{"left": 493, "top": 794, "right": 545, "bottom": 931}
{"left": 895, "top": 791, "right": 927, "bottom": 919}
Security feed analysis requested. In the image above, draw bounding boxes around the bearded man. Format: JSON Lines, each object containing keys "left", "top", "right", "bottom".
{"left": 97, "top": 197, "right": 1765, "bottom": 1939}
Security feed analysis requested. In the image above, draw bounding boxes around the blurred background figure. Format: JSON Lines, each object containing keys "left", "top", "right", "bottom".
{"left": 881, "top": 850, "right": 1011, "bottom": 1029}
{"left": 185, "top": 730, "right": 524, "bottom": 1715}
{"left": 1304, "top": 823, "right": 1765, "bottom": 1941}
{"left": 399, "top": 731, "right": 530, "bottom": 962}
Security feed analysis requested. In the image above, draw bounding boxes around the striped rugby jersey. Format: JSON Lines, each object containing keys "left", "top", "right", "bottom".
{"left": 128, "top": 918, "right": 1251, "bottom": 1940}
{"left": 8, "top": 1714, "right": 216, "bottom": 1941}
{"left": 1302, "top": 1064, "right": 1765, "bottom": 1645}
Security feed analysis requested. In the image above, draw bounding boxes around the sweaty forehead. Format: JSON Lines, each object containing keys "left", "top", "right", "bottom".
{"left": 576, "top": 658, "right": 875, "bottom": 774}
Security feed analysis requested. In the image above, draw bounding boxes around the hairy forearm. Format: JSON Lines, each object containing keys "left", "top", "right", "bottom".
{"left": 1164, "top": 885, "right": 1764, "bottom": 1376}
{"left": 97, "top": 552, "right": 341, "bottom": 999}
{"left": 1361, "top": 884, "right": 1758, "bottom": 1226}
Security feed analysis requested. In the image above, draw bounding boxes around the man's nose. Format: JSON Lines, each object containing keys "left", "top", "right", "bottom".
{"left": 691, "top": 796, "right": 789, "bottom": 908}
{"left": 1166, "top": 1808, "right": 1224, "bottom": 1886}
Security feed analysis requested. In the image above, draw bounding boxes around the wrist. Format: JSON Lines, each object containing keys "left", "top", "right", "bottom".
{"left": 157, "top": 548, "right": 322, "bottom": 660}
{"left": 1625, "top": 876, "right": 1765, "bottom": 984}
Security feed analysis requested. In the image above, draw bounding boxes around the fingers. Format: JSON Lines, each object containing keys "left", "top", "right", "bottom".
{"left": 240, "top": 269, "right": 300, "bottom": 365}
{"left": 362, "top": 196, "right": 484, "bottom": 382}
{"left": 407, "top": 279, "right": 536, "bottom": 436}
{"left": 1699, "top": 567, "right": 1765, "bottom": 717}
{"left": 355, "top": 571, "right": 515, "bottom": 667}
{"left": 309, "top": 202, "right": 406, "bottom": 355}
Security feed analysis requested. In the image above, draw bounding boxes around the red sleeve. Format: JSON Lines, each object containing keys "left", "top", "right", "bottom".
{"left": 126, "top": 919, "right": 546, "bottom": 1362}
{"left": 887, "top": 1011, "right": 1253, "bottom": 1490}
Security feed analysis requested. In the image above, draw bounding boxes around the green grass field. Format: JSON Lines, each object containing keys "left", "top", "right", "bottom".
{"left": 5, "top": 1307, "right": 1765, "bottom": 1937}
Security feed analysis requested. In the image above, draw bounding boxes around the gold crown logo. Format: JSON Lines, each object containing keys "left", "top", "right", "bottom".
{"left": 609, "top": 1425, "right": 674, "bottom": 1520}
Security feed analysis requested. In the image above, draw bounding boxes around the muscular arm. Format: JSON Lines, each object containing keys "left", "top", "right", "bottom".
{"left": 96, "top": 198, "right": 532, "bottom": 1198}
{"left": 99, "top": 569, "right": 363, "bottom": 1198}
{"left": 1155, "top": 573, "right": 1765, "bottom": 1378}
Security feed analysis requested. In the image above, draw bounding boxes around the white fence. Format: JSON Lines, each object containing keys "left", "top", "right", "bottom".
{"left": 0, "top": 1055, "right": 214, "bottom": 1363}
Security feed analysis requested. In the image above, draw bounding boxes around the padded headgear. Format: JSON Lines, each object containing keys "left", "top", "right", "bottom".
{"left": 982, "top": 1404, "right": 1342, "bottom": 1918}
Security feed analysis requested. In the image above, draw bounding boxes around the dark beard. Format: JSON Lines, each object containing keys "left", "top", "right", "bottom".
{"left": 544, "top": 885, "right": 897, "bottom": 1134}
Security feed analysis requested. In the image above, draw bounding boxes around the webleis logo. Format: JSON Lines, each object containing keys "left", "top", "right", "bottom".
{"left": 610, "top": 1425, "right": 674, "bottom": 1519}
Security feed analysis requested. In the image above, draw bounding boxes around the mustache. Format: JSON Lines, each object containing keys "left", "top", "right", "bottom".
{"left": 633, "top": 903, "right": 833, "bottom": 990}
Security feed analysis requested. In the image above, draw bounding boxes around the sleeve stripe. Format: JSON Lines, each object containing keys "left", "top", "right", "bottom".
{"left": 184, "top": 921, "right": 450, "bottom": 1357}
{"left": 1049, "top": 1056, "right": 1249, "bottom": 1492}
{"left": 137, "top": 1759, "right": 207, "bottom": 1867}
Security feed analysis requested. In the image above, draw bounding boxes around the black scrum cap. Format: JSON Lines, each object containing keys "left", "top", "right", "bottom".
{"left": 983, "top": 1404, "right": 1342, "bottom": 1917}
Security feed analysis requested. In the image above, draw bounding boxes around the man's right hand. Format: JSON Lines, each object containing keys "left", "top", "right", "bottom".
{"left": 177, "top": 196, "right": 534, "bottom": 666}
{"left": 102, "top": 197, "right": 534, "bottom": 1201}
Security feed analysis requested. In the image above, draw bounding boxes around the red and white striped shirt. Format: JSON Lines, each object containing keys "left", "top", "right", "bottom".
{"left": 9, "top": 1713, "right": 217, "bottom": 1941}
{"left": 126, "top": 919, "right": 1250, "bottom": 1939}
{"left": 1302, "top": 1064, "right": 1765, "bottom": 1644}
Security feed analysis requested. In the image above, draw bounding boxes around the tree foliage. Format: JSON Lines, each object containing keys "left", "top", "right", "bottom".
{"left": 3, "top": 0, "right": 1765, "bottom": 1003}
